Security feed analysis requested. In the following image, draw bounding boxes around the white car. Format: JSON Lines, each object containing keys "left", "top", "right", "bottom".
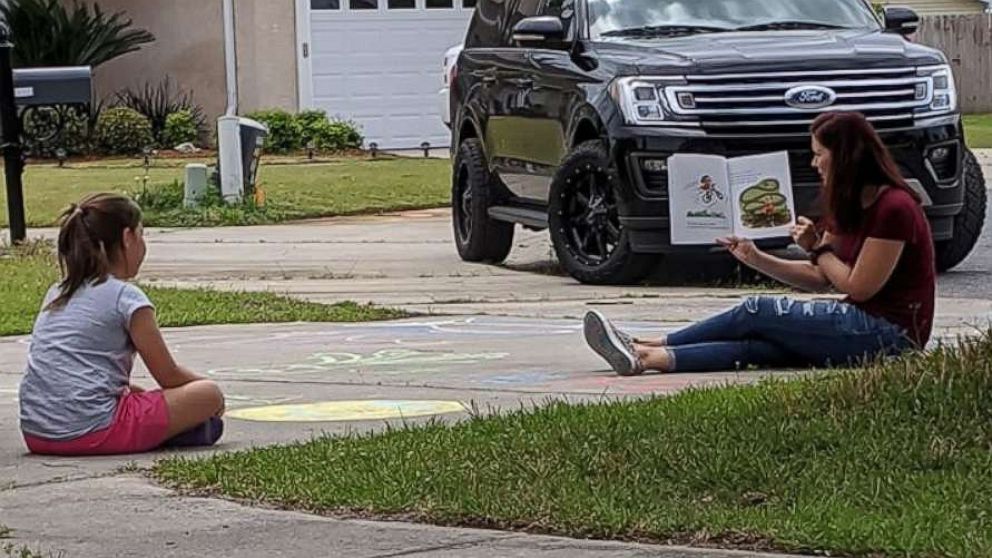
{"left": 440, "top": 44, "right": 463, "bottom": 127}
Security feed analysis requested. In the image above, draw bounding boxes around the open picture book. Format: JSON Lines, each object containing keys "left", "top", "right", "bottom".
{"left": 667, "top": 151, "right": 797, "bottom": 245}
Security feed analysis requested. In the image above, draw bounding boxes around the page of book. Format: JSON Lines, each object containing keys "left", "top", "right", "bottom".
{"left": 728, "top": 151, "right": 797, "bottom": 240}
{"left": 667, "top": 154, "right": 734, "bottom": 245}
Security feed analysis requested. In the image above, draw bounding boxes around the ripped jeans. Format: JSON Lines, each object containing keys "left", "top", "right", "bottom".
{"left": 666, "top": 296, "right": 913, "bottom": 373}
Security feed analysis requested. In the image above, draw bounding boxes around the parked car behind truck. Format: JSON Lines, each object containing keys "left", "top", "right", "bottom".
{"left": 445, "top": 0, "right": 986, "bottom": 284}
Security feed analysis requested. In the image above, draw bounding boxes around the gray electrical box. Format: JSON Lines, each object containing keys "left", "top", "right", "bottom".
{"left": 217, "top": 115, "right": 268, "bottom": 202}
{"left": 12, "top": 66, "right": 92, "bottom": 106}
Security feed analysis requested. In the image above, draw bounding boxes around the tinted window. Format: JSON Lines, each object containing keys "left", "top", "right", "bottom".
{"left": 541, "top": 0, "right": 575, "bottom": 39}
{"left": 465, "top": 0, "right": 511, "bottom": 47}
{"left": 541, "top": 0, "right": 573, "bottom": 18}
{"left": 311, "top": 0, "right": 340, "bottom": 8}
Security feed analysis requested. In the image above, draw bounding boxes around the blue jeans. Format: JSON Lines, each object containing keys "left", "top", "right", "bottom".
{"left": 667, "top": 296, "right": 913, "bottom": 372}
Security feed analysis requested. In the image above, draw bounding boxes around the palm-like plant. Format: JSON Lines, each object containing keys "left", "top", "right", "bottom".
{"left": 0, "top": 0, "right": 155, "bottom": 68}
{"left": 114, "top": 77, "right": 207, "bottom": 146}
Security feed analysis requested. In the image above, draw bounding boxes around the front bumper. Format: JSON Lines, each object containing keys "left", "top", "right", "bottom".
{"left": 610, "top": 123, "right": 965, "bottom": 253}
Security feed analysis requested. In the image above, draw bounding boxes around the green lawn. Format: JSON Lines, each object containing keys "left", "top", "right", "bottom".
{"left": 156, "top": 335, "right": 992, "bottom": 557}
{"left": 0, "top": 156, "right": 451, "bottom": 228}
{"left": 0, "top": 244, "right": 406, "bottom": 336}
{"left": 964, "top": 114, "right": 992, "bottom": 149}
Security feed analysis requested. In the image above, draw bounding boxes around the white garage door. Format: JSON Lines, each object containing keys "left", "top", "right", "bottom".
{"left": 302, "top": 0, "right": 474, "bottom": 149}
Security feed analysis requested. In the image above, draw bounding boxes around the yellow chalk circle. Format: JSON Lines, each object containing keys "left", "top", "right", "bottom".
{"left": 228, "top": 400, "right": 467, "bottom": 423}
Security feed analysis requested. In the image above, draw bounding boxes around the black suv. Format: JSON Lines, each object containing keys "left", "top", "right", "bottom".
{"left": 448, "top": 0, "right": 987, "bottom": 284}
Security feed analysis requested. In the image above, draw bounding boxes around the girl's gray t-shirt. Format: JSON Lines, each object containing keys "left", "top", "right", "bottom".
{"left": 18, "top": 278, "right": 153, "bottom": 441}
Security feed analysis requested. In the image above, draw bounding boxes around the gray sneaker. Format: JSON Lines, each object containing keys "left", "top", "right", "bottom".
{"left": 583, "top": 310, "right": 643, "bottom": 376}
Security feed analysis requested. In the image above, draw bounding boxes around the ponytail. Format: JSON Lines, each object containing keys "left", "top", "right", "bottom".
{"left": 47, "top": 194, "right": 143, "bottom": 310}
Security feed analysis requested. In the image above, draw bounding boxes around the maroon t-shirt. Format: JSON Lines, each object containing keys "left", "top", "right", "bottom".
{"left": 833, "top": 187, "right": 936, "bottom": 348}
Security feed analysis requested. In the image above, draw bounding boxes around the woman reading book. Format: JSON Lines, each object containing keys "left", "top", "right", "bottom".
{"left": 584, "top": 112, "right": 936, "bottom": 375}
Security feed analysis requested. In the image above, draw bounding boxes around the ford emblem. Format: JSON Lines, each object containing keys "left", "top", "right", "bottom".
{"left": 784, "top": 85, "right": 837, "bottom": 109}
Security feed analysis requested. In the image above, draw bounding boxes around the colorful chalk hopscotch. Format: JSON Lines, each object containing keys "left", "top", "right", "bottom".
{"left": 228, "top": 400, "right": 468, "bottom": 422}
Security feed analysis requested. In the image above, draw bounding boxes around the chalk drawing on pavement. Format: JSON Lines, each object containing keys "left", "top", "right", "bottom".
{"left": 483, "top": 371, "right": 569, "bottom": 386}
{"left": 227, "top": 400, "right": 467, "bottom": 422}
{"left": 190, "top": 316, "right": 582, "bottom": 347}
{"left": 225, "top": 394, "right": 303, "bottom": 408}
{"left": 207, "top": 349, "right": 508, "bottom": 378}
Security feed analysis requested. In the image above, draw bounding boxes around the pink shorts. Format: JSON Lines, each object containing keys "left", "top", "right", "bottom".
{"left": 23, "top": 389, "right": 171, "bottom": 456}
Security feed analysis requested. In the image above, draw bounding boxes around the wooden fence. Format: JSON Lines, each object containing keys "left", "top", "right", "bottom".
{"left": 917, "top": 14, "right": 992, "bottom": 113}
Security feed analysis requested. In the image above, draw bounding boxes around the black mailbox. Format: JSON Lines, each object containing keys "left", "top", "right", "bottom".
{"left": 12, "top": 66, "right": 91, "bottom": 106}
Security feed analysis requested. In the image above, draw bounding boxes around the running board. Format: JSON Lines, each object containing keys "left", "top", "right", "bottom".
{"left": 488, "top": 206, "right": 548, "bottom": 229}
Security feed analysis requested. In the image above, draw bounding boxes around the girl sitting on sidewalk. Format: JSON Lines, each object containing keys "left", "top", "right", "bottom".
{"left": 19, "top": 193, "right": 225, "bottom": 455}
{"left": 585, "top": 112, "right": 935, "bottom": 375}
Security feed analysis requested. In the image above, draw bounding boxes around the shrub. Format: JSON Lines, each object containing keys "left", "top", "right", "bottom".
{"left": 297, "top": 109, "right": 363, "bottom": 151}
{"left": 95, "top": 107, "right": 154, "bottom": 155}
{"left": 163, "top": 110, "right": 200, "bottom": 147}
{"left": 0, "top": 0, "right": 155, "bottom": 68}
{"left": 246, "top": 109, "right": 303, "bottom": 153}
{"left": 128, "top": 180, "right": 272, "bottom": 227}
{"left": 130, "top": 179, "right": 186, "bottom": 212}
{"left": 248, "top": 109, "right": 363, "bottom": 153}
{"left": 114, "top": 78, "right": 207, "bottom": 146}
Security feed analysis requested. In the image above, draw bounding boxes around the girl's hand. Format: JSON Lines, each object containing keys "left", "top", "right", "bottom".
{"left": 716, "top": 236, "right": 761, "bottom": 267}
{"left": 129, "top": 384, "right": 146, "bottom": 394}
{"left": 791, "top": 216, "right": 819, "bottom": 252}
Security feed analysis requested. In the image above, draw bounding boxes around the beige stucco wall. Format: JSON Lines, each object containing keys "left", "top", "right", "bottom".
{"left": 62, "top": 0, "right": 298, "bottom": 132}
{"left": 234, "top": 0, "right": 299, "bottom": 114}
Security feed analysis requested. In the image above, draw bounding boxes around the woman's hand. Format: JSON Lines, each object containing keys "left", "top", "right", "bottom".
{"left": 791, "top": 216, "right": 819, "bottom": 252}
{"left": 716, "top": 236, "right": 761, "bottom": 267}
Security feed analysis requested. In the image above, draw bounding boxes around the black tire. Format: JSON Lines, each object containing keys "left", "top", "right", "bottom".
{"left": 549, "top": 141, "right": 658, "bottom": 285}
{"left": 935, "top": 149, "right": 987, "bottom": 272}
{"left": 451, "top": 138, "right": 514, "bottom": 263}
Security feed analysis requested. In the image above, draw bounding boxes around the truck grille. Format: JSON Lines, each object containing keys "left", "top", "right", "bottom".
{"left": 633, "top": 150, "right": 822, "bottom": 200}
{"left": 665, "top": 67, "right": 930, "bottom": 135}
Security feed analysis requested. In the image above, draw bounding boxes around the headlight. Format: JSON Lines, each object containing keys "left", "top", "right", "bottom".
{"left": 917, "top": 64, "right": 957, "bottom": 114}
{"left": 609, "top": 77, "right": 685, "bottom": 125}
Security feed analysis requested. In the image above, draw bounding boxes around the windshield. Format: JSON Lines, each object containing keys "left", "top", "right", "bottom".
{"left": 587, "top": 0, "right": 880, "bottom": 39}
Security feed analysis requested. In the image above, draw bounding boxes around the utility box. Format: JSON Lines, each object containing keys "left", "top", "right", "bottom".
{"left": 183, "top": 163, "right": 210, "bottom": 208}
{"left": 12, "top": 66, "right": 92, "bottom": 106}
{"left": 217, "top": 116, "right": 268, "bottom": 203}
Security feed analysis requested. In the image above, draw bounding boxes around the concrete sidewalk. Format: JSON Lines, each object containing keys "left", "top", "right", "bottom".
{"left": 1, "top": 317, "right": 808, "bottom": 558}
{"left": 2, "top": 476, "right": 796, "bottom": 558}
{"left": 2, "top": 185, "right": 991, "bottom": 556}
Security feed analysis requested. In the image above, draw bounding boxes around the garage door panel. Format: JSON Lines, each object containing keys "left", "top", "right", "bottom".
{"left": 308, "top": 6, "right": 471, "bottom": 148}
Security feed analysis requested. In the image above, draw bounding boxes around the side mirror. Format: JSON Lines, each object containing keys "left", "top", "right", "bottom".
{"left": 512, "top": 16, "right": 566, "bottom": 47}
{"left": 884, "top": 6, "right": 919, "bottom": 36}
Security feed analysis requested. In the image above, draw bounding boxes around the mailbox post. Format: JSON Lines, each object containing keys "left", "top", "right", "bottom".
{"left": 0, "top": 32, "right": 92, "bottom": 244}
{"left": 0, "top": 30, "right": 25, "bottom": 244}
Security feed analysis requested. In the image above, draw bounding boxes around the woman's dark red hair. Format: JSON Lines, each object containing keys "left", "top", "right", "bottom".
{"left": 810, "top": 112, "right": 918, "bottom": 233}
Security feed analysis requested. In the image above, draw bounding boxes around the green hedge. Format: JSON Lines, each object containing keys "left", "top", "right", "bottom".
{"left": 246, "top": 109, "right": 363, "bottom": 153}
{"left": 95, "top": 107, "right": 154, "bottom": 155}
